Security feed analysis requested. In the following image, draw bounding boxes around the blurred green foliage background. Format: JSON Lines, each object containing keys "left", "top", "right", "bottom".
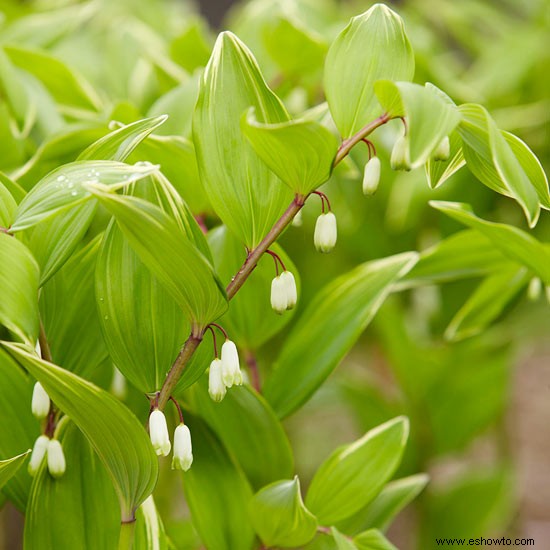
{"left": 0, "top": 0, "right": 548, "bottom": 548}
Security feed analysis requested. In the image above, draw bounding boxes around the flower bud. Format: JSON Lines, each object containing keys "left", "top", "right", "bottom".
{"left": 110, "top": 367, "right": 127, "bottom": 400}
{"left": 291, "top": 209, "right": 303, "bottom": 227}
{"left": 362, "top": 156, "right": 381, "bottom": 196}
{"left": 208, "top": 358, "right": 226, "bottom": 402}
{"left": 314, "top": 212, "right": 337, "bottom": 253}
{"left": 171, "top": 424, "right": 193, "bottom": 471}
{"left": 47, "top": 439, "right": 66, "bottom": 478}
{"left": 280, "top": 271, "right": 297, "bottom": 310}
{"left": 221, "top": 340, "right": 242, "bottom": 388}
{"left": 149, "top": 409, "right": 171, "bottom": 456}
{"left": 390, "top": 135, "right": 411, "bottom": 171}
{"left": 271, "top": 275, "right": 288, "bottom": 314}
{"left": 433, "top": 136, "right": 450, "bottom": 161}
{"left": 31, "top": 382, "right": 50, "bottom": 420}
{"left": 28, "top": 435, "right": 49, "bottom": 476}
{"left": 527, "top": 277, "right": 542, "bottom": 301}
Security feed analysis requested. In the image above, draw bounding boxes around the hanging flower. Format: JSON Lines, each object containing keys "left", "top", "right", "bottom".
{"left": 149, "top": 409, "right": 171, "bottom": 456}
{"left": 362, "top": 156, "right": 381, "bottom": 195}
{"left": 314, "top": 212, "right": 338, "bottom": 253}
{"left": 28, "top": 435, "right": 49, "bottom": 476}
{"left": 433, "top": 136, "right": 450, "bottom": 161}
{"left": 171, "top": 424, "right": 193, "bottom": 471}
{"left": 47, "top": 439, "right": 66, "bottom": 478}
{"left": 31, "top": 382, "right": 50, "bottom": 420}
{"left": 208, "top": 358, "right": 226, "bottom": 402}
{"left": 221, "top": 340, "right": 242, "bottom": 388}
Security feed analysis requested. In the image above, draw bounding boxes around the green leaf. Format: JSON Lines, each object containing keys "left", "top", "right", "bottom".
{"left": 40, "top": 237, "right": 107, "bottom": 376}
{"left": 425, "top": 130, "right": 465, "bottom": 189}
{"left": 193, "top": 31, "right": 294, "bottom": 248}
{"left": 0, "top": 171, "right": 26, "bottom": 203}
{"left": 5, "top": 45, "right": 102, "bottom": 112}
{"left": 445, "top": 266, "right": 530, "bottom": 341}
{"left": 263, "top": 16, "right": 327, "bottom": 77}
{"left": 208, "top": 226, "right": 299, "bottom": 349}
{"left": 0, "top": 348, "right": 39, "bottom": 510}
{"left": 1, "top": 343, "right": 158, "bottom": 521}
{"left": 89, "top": 186, "right": 227, "bottom": 326}
{"left": 11, "top": 160, "right": 159, "bottom": 232}
{"left": 340, "top": 474, "right": 429, "bottom": 534}
{"left": 430, "top": 201, "right": 550, "bottom": 284}
{"left": 24, "top": 422, "right": 120, "bottom": 549}
{"left": 331, "top": 527, "right": 357, "bottom": 550}
{"left": 0, "top": 175, "right": 18, "bottom": 228}
{"left": 187, "top": 383, "right": 294, "bottom": 489}
{"left": 79, "top": 115, "right": 168, "bottom": 162}
{"left": 27, "top": 202, "right": 97, "bottom": 286}
{"left": 324, "top": 4, "right": 414, "bottom": 137}
{"left": 374, "top": 81, "right": 461, "bottom": 169}
{"left": 242, "top": 108, "right": 339, "bottom": 194}
{"left": 264, "top": 253, "right": 418, "bottom": 418}
{"left": 458, "top": 104, "right": 542, "bottom": 227}
{"left": 305, "top": 417, "right": 409, "bottom": 525}
{"left": 0, "top": 451, "right": 31, "bottom": 491}
{"left": 0, "top": 234, "right": 40, "bottom": 344}
{"left": 127, "top": 135, "right": 211, "bottom": 214}
{"left": 134, "top": 496, "right": 169, "bottom": 550}
{"left": 250, "top": 477, "right": 318, "bottom": 548}
{"left": 399, "top": 230, "right": 514, "bottom": 289}
{"left": 96, "top": 219, "right": 186, "bottom": 393}
{"left": 354, "top": 529, "right": 397, "bottom": 550}
{"left": 182, "top": 415, "right": 255, "bottom": 550}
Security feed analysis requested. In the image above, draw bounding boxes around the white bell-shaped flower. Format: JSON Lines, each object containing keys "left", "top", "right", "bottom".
{"left": 149, "top": 409, "right": 171, "bottom": 456}
{"left": 31, "top": 382, "right": 50, "bottom": 420}
{"left": 433, "top": 136, "right": 450, "bottom": 161}
{"left": 221, "top": 340, "right": 241, "bottom": 388}
{"left": 208, "top": 358, "right": 226, "bottom": 402}
{"left": 362, "top": 156, "right": 381, "bottom": 196}
{"left": 47, "top": 439, "right": 66, "bottom": 478}
{"left": 390, "top": 135, "right": 411, "bottom": 171}
{"left": 171, "top": 424, "right": 193, "bottom": 471}
{"left": 271, "top": 274, "right": 288, "bottom": 314}
{"left": 280, "top": 271, "right": 297, "bottom": 310}
{"left": 28, "top": 435, "right": 49, "bottom": 476}
{"left": 314, "top": 212, "right": 337, "bottom": 253}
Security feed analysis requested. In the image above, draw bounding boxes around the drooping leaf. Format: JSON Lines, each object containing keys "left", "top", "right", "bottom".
{"left": 0, "top": 233, "right": 40, "bottom": 344}
{"left": 24, "top": 422, "right": 120, "bottom": 550}
{"left": 445, "top": 266, "right": 530, "bottom": 341}
{"left": 430, "top": 201, "right": 550, "bottom": 283}
{"left": 374, "top": 81, "right": 461, "bottom": 169}
{"left": 1, "top": 343, "right": 158, "bottom": 521}
{"left": 250, "top": 477, "right": 318, "bottom": 548}
{"left": 398, "top": 230, "right": 514, "bottom": 289}
{"left": 193, "top": 31, "right": 294, "bottom": 248}
{"left": 89, "top": 186, "right": 227, "bottom": 326}
{"left": 187, "top": 382, "right": 294, "bottom": 489}
{"left": 79, "top": 115, "right": 168, "bottom": 162}
{"left": 458, "top": 103, "right": 543, "bottom": 227}
{"left": 242, "top": 108, "right": 339, "bottom": 194}
{"left": 182, "top": 415, "right": 255, "bottom": 550}
{"left": 264, "top": 253, "right": 418, "bottom": 418}
{"left": 0, "top": 348, "right": 39, "bottom": 510}
{"left": 324, "top": 4, "right": 414, "bottom": 138}
{"left": 305, "top": 417, "right": 409, "bottom": 525}
{"left": 5, "top": 45, "right": 102, "bottom": 112}
{"left": 338, "top": 474, "right": 429, "bottom": 535}
{"left": 0, "top": 451, "right": 31, "bottom": 491}
{"left": 11, "top": 161, "right": 159, "bottom": 232}
{"left": 40, "top": 236, "right": 107, "bottom": 376}
{"left": 208, "top": 225, "right": 299, "bottom": 349}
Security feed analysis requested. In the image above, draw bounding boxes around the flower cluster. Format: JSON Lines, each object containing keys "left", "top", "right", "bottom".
{"left": 208, "top": 339, "right": 243, "bottom": 402}
{"left": 271, "top": 270, "right": 297, "bottom": 314}
{"left": 28, "top": 435, "right": 66, "bottom": 478}
{"left": 148, "top": 408, "right": 193, "bottom": 471}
